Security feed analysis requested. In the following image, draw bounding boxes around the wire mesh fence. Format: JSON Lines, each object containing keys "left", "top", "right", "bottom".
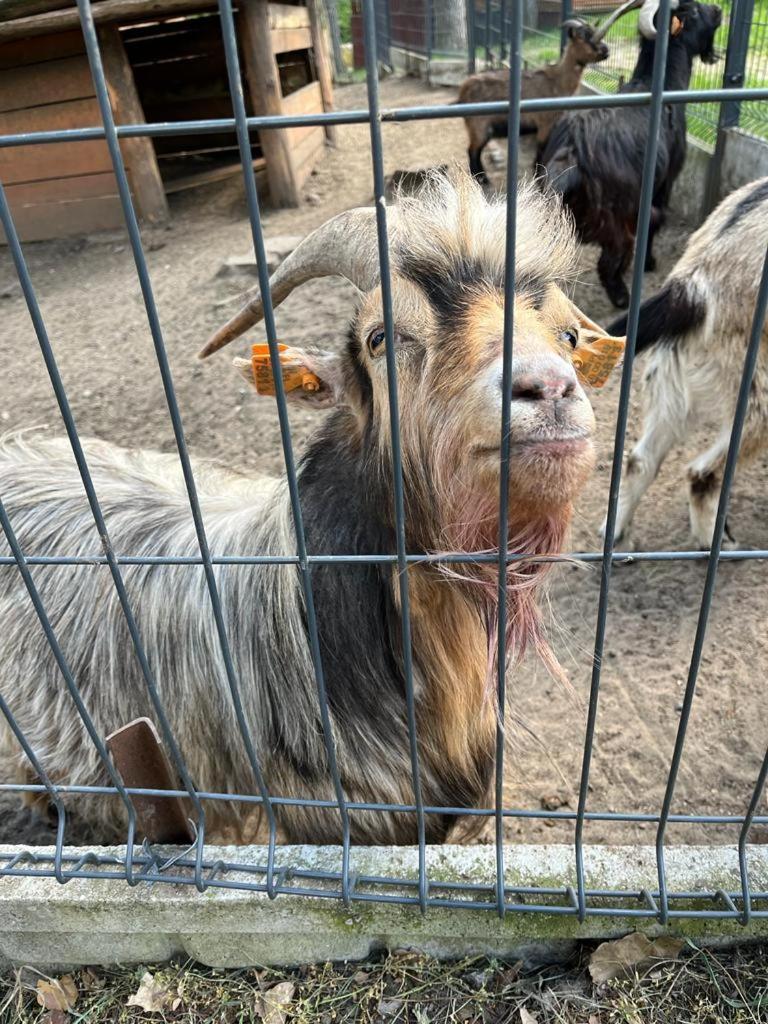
{"left": 0, "top": 0, "right": 767, "bottom": 925}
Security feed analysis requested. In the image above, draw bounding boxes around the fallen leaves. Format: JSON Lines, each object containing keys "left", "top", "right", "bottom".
{"left": 258, "top": 980, "right": 296, "bottom": 1024}
{"left": 589, "top": 932, "right": 685, "bottom": 984}
{"left": 519, "top": 1007, "right": 539, "bottom": 1024}
{"left": 126, "top": 971, "right": 176, "bottom": 1013}
{"left": 35, "top": 975, "right": 78, "bottom": 1013}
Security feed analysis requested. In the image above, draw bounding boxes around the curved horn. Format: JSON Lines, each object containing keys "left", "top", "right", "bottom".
{"left": 561, "top": 17, "right": 585, "bottom": 29}
{"left": 199, "top": 206, "right": 394, "bottom": 358}
{"left": 638, "top": 0, "right": 680, "bottom": 38}
{"left": 591, "top": 0, "right": 642, "bottom": 42}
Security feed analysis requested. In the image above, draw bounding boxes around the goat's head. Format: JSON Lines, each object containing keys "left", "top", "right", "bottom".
{"left": 202, "top": 171, "right": 623, "bottom": 547}
{"left": 562, "top": 19, "right": 610, "bottom": 64}
{"left": 639, "top": 0, "right": 721, "bottom": 53}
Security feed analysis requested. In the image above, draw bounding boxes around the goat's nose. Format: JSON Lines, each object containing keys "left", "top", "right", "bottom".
{"left": 511, "top": 367, "right": 576, "bottom": 402}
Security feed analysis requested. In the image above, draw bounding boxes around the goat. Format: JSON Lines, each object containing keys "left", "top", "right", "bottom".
{"left": 458, "top": 18, "right": 610, "bottom": 184}
{"left": 603, "top": 175, "right": 768, "bottom": 549}
{"left": 0, "top": 170, "right": 624, "bottom": 845}
{"left": 539, "top": 0, "right": 722, "bottom": 308}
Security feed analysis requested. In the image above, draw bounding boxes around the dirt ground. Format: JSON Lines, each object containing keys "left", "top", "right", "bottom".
{"left": 1, "top": 76, "right": 766, "bottom": 850}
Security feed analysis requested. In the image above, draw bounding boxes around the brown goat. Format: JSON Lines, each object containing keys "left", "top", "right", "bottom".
{"left": 458, "top": 20, "right": 609, "bottom": 182}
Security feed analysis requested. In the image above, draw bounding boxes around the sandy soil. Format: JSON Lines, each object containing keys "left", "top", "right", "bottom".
{"left": 1, "top": 76, "right": 766, "bottom": 849}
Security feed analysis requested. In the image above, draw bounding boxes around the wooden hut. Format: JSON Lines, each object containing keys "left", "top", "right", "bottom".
{"left": 0, "top": 0, "right": 335, "bottom": 242}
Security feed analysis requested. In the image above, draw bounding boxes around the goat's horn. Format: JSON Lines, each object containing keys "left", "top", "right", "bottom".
{"left": 591, "top": 0, "right": 642, "bottom": 41}
{"left": 561, "top": 17, "right": 585, "bottom": 29}
{"left": 199, "top": 207, "right": 394, "bottom": 358}
{"left": 638, "top": 0, "right": 680, "bottom": 38}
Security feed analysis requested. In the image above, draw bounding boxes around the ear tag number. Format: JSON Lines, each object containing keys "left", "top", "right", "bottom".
{"left": 251, "top": 343, "right": 321, "bottom": 396}
{"left": 572, "top": 335, "right": 625, "bottom": 388}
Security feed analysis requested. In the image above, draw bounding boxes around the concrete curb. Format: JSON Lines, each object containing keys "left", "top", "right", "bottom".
{"left": 2, "top": 844, "right": 767, "bottom": 970}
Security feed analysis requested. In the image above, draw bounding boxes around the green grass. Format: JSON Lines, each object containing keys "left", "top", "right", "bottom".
{"left": 506, "top": 3, "right": 768, "bottom": 147}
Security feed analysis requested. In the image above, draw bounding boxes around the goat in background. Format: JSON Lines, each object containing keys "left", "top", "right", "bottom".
{"left": 605, "top": 176, "right": 768, "bottom": 549}
{"left": 540, "top": 0, "right": 722, "bottom": 308}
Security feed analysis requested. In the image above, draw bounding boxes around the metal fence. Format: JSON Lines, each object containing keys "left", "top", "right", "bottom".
{"left": 1, "top": 0, "right": 768, "bottom": 925}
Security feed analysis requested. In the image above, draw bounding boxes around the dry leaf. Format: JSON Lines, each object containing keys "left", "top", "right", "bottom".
{"left": 41, "top": 1013, "right": 69, "bottom": 1024}
{"left": 377, "top": 997, "right": 404, "bottom": 1017}
{"left": 352, "top": 970, "right": 370, "bottom": 984}
{"left": 519, "top": 1008, "right": 538, "bottom": 1024}
{"left": 126, "top": 971, "right": 174, "bottom": 1012}
{"left": 36, "top": 976, "right": 78, "bottom": 1012}
{"left": 589, "top": 933, "right": 685, "bottom": 984}
{"left": 258, "top": 980, "right": 295, "bottom": 1024}
{"left": 79, "top": 968, "right": 104, "bottom": 992}
{"left": 172, "top": 996, "right": 183, "bottom": 1011}
{"left": 589, "top": 1016, "right": 600, "bottom": 1024}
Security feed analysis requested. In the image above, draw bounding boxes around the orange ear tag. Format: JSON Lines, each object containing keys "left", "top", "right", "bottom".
{"left": 571, "top": 335, "right": 625, "bottom": 388}
{"left": 251, "top": 343, "right": 321, "bottom": 396}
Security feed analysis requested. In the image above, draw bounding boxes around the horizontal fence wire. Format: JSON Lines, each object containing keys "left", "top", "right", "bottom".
{"left": 0, "top": 0, "right": 766, "bottom": 923}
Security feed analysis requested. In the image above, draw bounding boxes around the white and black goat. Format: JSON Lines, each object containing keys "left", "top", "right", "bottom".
{"left": 540, "top": 0, "right": 722, "bottom": 308}
{"left": 604, "top": 176, "right": 768, "bottom": 548}
{"left": 0, "top": 171, "right": 623, "bottom": 844}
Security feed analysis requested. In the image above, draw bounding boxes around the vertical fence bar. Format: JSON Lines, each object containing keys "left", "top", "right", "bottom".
{"left": 573, "top": 0, "right": 673, "bottom": 923}
{"left": 560, "top": 0, "right": 572, "bottom": 54}
{"left": 0, "top": 497, "right": 138, "bottom": 883}
{"left": 467, "top": 0, "right": 477, "bottom": 72}
{"left": 75, "top": 0, "right": 279, "bottom": 894}
{"left": 702, "top": 0, "right": 756, "bottom": 216}
{"left": 485, "top": 0, "right": 492, "bottom": 64}
{"left": 361, "top": 0, "right": 428, "bottom": 913}
{"left": 657, "top": 243, "right": 768, "bottom": 924}
{"left": 0, "top": 179, "right": 209, "bottom": 885}
{"left": 215, "top": 0, "right": 354, "bottom": 902}
{"left": 494, "top": 0, "right": 524, "bottom": 919}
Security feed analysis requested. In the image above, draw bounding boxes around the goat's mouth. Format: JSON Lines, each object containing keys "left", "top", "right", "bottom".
{"left": 474, "top": 429, "right": 593, "bottom": 459}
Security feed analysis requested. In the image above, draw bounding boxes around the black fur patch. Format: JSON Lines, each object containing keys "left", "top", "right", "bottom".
{"left": 689, "top": 469, "right": 718, "bottom": 499}
{"left": 606, "top": 279, "right": 707, "bottom": 353}
{"left": 720, "top": 178, "right": 768, "bottom": 236}
{"left": 399, "top": 252, "right": 547, "bottom": 328}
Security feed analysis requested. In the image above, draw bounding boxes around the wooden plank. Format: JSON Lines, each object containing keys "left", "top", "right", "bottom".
{"left": 270, "top": 25, "right": 311, "bottom": 53}
{"left": 0, "top": 0, "right": 218, "bottom": 42}
{"left": 0, "top": 29, "right": 85, "bottom": 68}
{"left": 98, "top": 24, "right": 168, "bottom": 224}
{"left": 307, "top": 0, "right": 336, "bottom": 144}
{"left": 163, "top": 156, "right": 265, "bottom": 193}
{"left": 1, "top": 171, "right": 124, "bottom": 242}
{"left": 239, "top": 0, "right": 299, "bottom": 208}
{"left": 268, "top": 2, "right": 309, "bottom": 30}
{"left": 0, "top": 54, "right": 94, "bottom": 113}
{"left": 292, "top": 124, "right": 324, "bottom": 189}
{"left": 280, "top": 79, "right": 322, "bottom": 116}
{"left": 0, "top": 98, "right": 112, "bottom": 184}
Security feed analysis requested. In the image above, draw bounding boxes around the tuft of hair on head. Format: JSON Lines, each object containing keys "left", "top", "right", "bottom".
{"left": 391, "top": 164, "right": 580, "bottom": 294}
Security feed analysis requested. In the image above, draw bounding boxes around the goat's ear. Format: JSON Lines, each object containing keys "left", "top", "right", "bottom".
{"left": 233, "top": 346, "right": 345, "bottom": 408}
{"left": 570, "top": 306, "right": 626, "bottom": 389}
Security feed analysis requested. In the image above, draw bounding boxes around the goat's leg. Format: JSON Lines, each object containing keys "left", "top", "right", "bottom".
{"left": 602, "top": 367, "right": 687, "bottom": 544}
{"left": 644, "top": 205, "right": 665, "bottom": 272}
{"left": 598, "top": 242, "right": 631, "bottom": 309}
{"left": 468, "top": 145, "right": 489, "bottom": 186}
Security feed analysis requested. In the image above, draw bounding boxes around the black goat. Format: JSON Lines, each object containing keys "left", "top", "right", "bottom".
{"left": 539, "top": 0, "right": 721, "bottom": 308}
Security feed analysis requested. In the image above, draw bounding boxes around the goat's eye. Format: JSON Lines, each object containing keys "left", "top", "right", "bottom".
{"left": 366, "top": 328, "right": 387, "bottom": 357}
{"left": 560, "top": 328, "right": 579, "bottom": 349}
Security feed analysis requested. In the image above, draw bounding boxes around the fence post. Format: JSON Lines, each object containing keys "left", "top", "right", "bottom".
{"left": 324, "top": 0, "right": 347, "bottom": 80}
{"left": 560, "top": 0, "right": 572, "bottom": 53}
{"left": 701, "top": 0, "right": 755, "bottom": 216}
{"left": 466, "top": 0, "right": 476, "bottom": 71}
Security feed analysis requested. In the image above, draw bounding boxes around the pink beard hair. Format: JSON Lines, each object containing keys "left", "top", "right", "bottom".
{"left": 434, "top": 483, "right": 571, "bottom": 701}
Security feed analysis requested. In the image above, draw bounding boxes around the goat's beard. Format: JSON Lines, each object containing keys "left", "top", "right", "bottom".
{"left": 435, "top": 482, "right": 571, "bottom": 702}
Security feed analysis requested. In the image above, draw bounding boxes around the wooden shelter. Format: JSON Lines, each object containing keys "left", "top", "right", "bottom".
{"left": 0, "top": 0, "right": 335, "bottom": 241}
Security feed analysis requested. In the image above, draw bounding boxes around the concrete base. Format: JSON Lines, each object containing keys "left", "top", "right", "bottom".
{"left": 2, "top": 844, "right": 767, "bottom": 971}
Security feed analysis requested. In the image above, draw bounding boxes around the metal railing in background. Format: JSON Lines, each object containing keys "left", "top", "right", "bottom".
{"left": 0, "top": 0, "right": 767, "bottom": 924}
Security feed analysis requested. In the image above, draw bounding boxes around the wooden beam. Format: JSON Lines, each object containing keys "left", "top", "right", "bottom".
{"left": 268, "top": 2, "right": 309, "bottom": 29}
{"left": 0, "top": 0, "right": 217, "bottom": 42}
{"left": 98, "top": 23, "right": 169, "bottom": 224}
{"left": 270, "top": 24, "right": 311, "bottom": 54}
{"left": 239, "top": 0, "right": 299, "bottom": 208}
{"left": 307, "top": 0, "right": 336, "bottom": 145}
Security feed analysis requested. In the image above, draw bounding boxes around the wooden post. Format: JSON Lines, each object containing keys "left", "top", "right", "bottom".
{"left": 307, "top": 0, "right": 337, "bottom": 146}
{"left": 239, "top": 0, "right": 300, "bottom": 208}
{"left": 97, "top": 24, "right": 169, "bottom": 225}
